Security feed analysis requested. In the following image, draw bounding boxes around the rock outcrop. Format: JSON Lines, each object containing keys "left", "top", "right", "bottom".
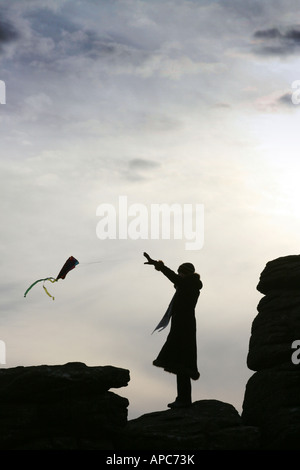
{"left": 0, "top": 362, "right": 130, "bottom": 450}
{"left": 118, "top": 400, "right": 259, "bottom": 450}
{"left": 242, "top": 255, "right": 300, "bottom": 449}
{"left": 0, "top": 361, "right": 260, "bottom": 451}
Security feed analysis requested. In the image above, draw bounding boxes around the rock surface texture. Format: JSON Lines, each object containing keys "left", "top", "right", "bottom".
{"left": 118, "top": 400, "right": 259, "bottom": 450}
{"left": 242, "top": 255, "right": 300, "bottom": 449}
{"left": 0, "top": 362, "right": 130, "bottom": 450}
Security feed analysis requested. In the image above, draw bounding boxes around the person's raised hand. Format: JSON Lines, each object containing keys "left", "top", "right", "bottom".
{"left": 143, "top": 252, "right": 156, "bottom": 265}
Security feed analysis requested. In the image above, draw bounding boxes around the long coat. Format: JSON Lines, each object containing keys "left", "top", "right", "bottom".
{"left": 153, "top": 264, "right": 202, "bottom": 380}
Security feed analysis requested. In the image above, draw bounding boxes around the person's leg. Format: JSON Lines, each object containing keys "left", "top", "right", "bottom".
{"left": 168, "top": 374, "right": 192, "bottom": 408}
{"left": 176, "top": 373, "right": 192, "bottom": 405}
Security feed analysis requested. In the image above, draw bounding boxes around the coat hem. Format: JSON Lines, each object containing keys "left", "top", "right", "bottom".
{"left": 153, "top": 359, "right": 200, "bottom": 380}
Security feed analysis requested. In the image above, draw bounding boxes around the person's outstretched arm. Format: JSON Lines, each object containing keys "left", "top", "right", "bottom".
{"left": 143, "top": 252, "right": 180, "bottom": 285}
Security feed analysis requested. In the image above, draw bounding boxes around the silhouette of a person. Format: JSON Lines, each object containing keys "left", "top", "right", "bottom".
{"left": 144, "top": 252, "right": 202, "bottom": 408}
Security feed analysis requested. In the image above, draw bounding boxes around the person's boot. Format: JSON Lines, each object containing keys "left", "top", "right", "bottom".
{"left": 167, "top": 399, "right": 191, "bottom": 409}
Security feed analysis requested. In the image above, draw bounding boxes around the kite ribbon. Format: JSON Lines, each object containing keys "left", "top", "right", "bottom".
{"left": 42, "top": 279, "right": 57, "bottom": 300}
{"left": 24, "top": 277, "right": 57, "bottom": 299}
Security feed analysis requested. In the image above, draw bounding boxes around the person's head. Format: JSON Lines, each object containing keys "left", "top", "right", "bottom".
{"left": 177, "top": 262, "right": 195, "bottom": 277}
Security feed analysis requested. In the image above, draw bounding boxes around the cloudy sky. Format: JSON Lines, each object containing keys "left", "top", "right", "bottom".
{"left": 1, "top": 0, "right": 300, "bottom": 420}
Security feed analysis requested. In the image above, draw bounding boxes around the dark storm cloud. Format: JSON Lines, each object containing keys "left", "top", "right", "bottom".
{"left": 24, "top": 7, "right": 78, "bottom": 38}
{"left": 253, "top": 26, "right": 300, "bottom": 56}
{"left": 286, "top": 29, "right": 300, "bottom": 42}
{"left": 8, "top": 5, "right": 151, "bottom": 77}
{"left": 16, "top": 7, "right": 108, "bottom": 63}
{"left": 254, "top": 28, "right": 281, "bottom": 39}
{"left": 25, "top": 7, "right": 117, "bottom": 58}
{"left": 0, "top": 17, "right": 18, "bottom": 46}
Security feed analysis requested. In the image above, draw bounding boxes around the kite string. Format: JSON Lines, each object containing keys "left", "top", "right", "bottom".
{"left": 78, "top": 261, "right": 103, "bottom": 266}
{"left": 78, "top": 256, "right": 133, "bottom": 267}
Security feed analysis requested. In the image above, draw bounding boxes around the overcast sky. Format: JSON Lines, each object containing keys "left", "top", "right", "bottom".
{"left": 1, "top": 0, "right": 300, "bottom": 420}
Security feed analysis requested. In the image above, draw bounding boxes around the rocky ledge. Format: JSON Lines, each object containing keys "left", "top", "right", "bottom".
{"left": 0, "top": 361, "right": 258, "bottom": 451}
{"left": 0, "top": 361, "right": 130, "bottom": 450}
{"left": 117, "top": 399, "right": 259, "bottom": 450}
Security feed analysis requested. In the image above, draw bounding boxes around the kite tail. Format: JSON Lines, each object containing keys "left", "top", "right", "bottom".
{"left": 43, "top": 278, "right": 57, "bottom": 300}
{"left": 24, "top": 277, "right": 57, "bottom": 298}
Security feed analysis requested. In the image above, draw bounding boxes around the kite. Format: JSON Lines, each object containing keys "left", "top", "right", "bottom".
{"left": 24, "top": 256, "right": 79, "bottom": 300}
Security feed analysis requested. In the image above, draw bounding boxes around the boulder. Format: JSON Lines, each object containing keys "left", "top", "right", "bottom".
{"left": 256, "top": 254, "right": 300, "bottom": 294}
{"left": 0, "top": 362, "right": 130, "bottom": 450}
{"left": 247, "top": 291, "right": 300, "bottom": 370}
{"left": 243, "top": 255, "right": 300, "bottom": 449}
{"left": 118, "top": 400, "right": 259, "bottom": 450}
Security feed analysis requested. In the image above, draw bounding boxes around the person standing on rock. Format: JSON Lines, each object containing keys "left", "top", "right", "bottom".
{"left": 143, "top": 252, "right": 202, "bottom": 409}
